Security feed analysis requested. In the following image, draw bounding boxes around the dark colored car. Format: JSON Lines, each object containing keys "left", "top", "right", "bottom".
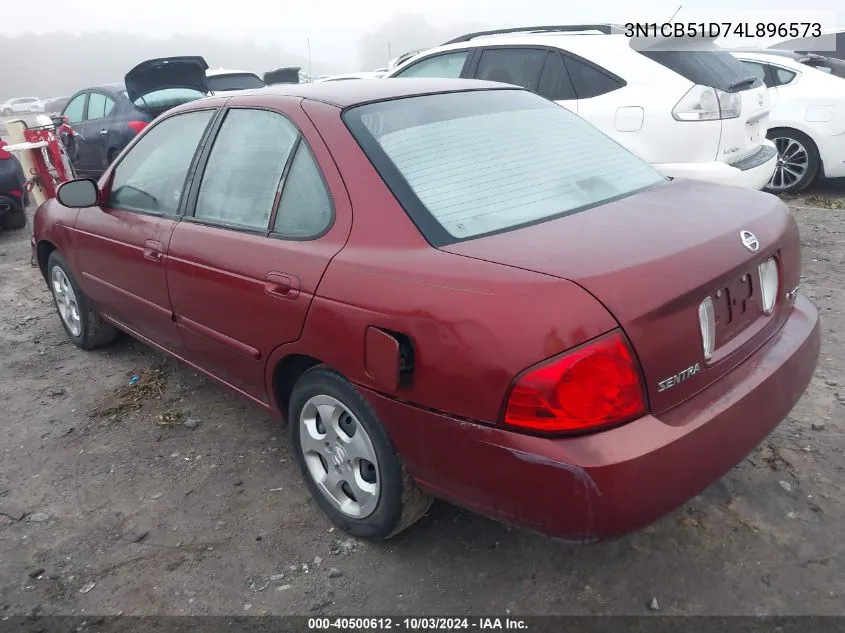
{"left": 43, "top": 96, "right": 70, "bottom": 114}
{"left": 0, "top": 140, "right": 27, "bottom": 230}
{"left": 31, "top": 79, "right": 820, "bottom": 542}
{"left": 62, "top": 56, "right": 210, "bottom": 179}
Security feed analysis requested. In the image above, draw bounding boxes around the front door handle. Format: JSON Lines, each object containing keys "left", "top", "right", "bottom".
{"left": 143, "top": 240, "right": 163, "bottom": 262}
{"left": 264, "top": 272, "right": 300, "bottom": 299}
{"left": 99, "top": 129, "right": 108, "bottom": 136}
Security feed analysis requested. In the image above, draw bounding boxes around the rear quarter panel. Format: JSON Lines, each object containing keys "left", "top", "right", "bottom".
{"left": 265, "top": 99, "right": 619, "bottom": 423}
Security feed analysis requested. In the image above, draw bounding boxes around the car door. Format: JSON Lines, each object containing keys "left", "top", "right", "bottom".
{"left": 70, "top": 108, "right": 217, "bottom": 352}
{"left": 82, "top": 91, "right": 118, "bottom": 173}
{"left": 61, "top": 93, "right": 94, "bottom": 175}
{"left": 166, "top": 102, "right": 352, "bottom": 403}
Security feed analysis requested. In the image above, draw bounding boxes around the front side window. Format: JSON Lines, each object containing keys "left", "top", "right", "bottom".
{"left": 63, "top": 94, "right": 86, "bottom": 124}
{"left": 344, "top": 89, "right": 665, "bottom": 245}
{"left": 194, "top": 109, "right": 298, "bottom": 230}
{"left": 394, "top": 52, "right": 469, "bottom": 78}
{"left": 109, "top": 110, "right": 214, "bottom": 215}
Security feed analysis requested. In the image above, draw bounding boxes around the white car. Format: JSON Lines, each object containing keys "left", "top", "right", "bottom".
{"left": 387, "top": 25, "right": 777, "bottom": 190}
{"left": 1, "top": 97, "right": 45, "bottom": 116}
{"left": 731, "top": 49, "right": 845, "bottom": 193}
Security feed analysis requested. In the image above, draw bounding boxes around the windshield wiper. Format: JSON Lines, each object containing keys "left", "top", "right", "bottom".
{"left": 728, "top": 77, "right": 758, "bottom": 91}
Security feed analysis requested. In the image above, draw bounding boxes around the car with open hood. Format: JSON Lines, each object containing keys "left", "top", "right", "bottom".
{"left": 32, "top": 78, "right": 820, "bottom": 543}
{"left": 61, "top": 56, "right": 211, "bottom": 179}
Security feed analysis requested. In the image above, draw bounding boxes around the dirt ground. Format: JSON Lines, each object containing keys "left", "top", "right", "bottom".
{"left": 0, "top": 184, "right": 843, "bottom": 617}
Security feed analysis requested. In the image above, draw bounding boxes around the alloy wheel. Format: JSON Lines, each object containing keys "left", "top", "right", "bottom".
{"left": 51, "top": 266, "right": 82, "bottom": 337}
{"left": 298, "top": 394, "right": 381, "bottom": 518}
{"left": 769, "top": 136, "right": 809, "bottom": 192}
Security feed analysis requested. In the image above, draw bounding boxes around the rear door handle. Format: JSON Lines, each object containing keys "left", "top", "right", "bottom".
{"left": 143, "top": 240, "right": 163, "bottom": 262}
{"left": 264, "top": 272, "right": 300, "bottom": 299}
{"left": 99, "top": 129, "right": 108, "bottom": 136}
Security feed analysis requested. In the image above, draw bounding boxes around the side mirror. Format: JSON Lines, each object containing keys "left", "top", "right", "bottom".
{"left": 56, "top": 178, "right": 100, "bottom": 208}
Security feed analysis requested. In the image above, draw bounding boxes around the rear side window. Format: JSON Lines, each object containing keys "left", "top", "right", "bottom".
{"left": 62, "top": 94, "right": 86, "bottom": 124}
{"left": 739, "top": 60, "right": 771, "bottom": 87}
{"left": 641, "top": 50, "right": 764, "bottom": 92}
{"left": 537, "top": 52, "right": 576, "bottom": 100}
{"left": 773, "top": 67, "right": 797, "bottom": 85}
{"left": 273, "top": 143, "right": 333, "bottom": 238}
{"left": 474, "top": 48, "right": 547, "bottom": 90}
{"left": 563, "top": 57, "right": 625, "bottom": 98}
{"left": 344, "top": 90, "right": 665, "bottom": 245}
{"left": 393, "top": 52, "right": 469, "bottom": 78}
{"left": 109, "top": 110, "right": 214, "bottom": 215}
{"left": 194, "top": 109, "right": 298, "bottom": 230}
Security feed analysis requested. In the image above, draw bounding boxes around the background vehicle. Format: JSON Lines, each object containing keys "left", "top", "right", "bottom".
{"left": 769, "top": 28, "right": 845, "bottom": 61}
{"left": 316, "top": 71, "right": 387, "bottom": 81}
{"left": 1, "top": 97, "right": 44, "bottom": 116}
{"left": 731, "top": 49, "right": 845, "bottom": 193}
{"left": 0, "top": 140, "right": 27, "bottom": 230}
{"left": 387, "top": 24, "right": 777, "bottom": 190}
{"left": 33, "top": 79, "right": 819, "bottom": 542}
{"left": 61, "top": 56, "right": 210, "bottom": 178}
{"left": 43, "top": 96, "right": 70, "bottom": 114}
{"left": 206, "top": 68, "right": 266, "bottom": 94}
{"left": 739, "top": 49, "right": 845, "bottom": 79}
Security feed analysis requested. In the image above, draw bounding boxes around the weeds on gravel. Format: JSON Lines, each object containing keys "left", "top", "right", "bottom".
{"left": 804, "top": 196, "right": 845, "bottom": 210}
{"left": 89, "top": 364, "right": 167, "bottom": 420}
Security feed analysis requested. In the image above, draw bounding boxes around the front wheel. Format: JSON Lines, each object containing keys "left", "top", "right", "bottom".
{"left": 1, "top": 108, "right": 12, "bottom": 116}
{"left": 289, "top": 367, "right": 432, "bottom": 540}
{"left": 765, "top": 129, "right": 820, "bottom": 195}
{"left": 46, "top": 251, "right": 119, "bottom": 350}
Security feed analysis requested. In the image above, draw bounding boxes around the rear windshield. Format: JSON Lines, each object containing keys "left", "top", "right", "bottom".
{"left": 133, "top": 88, "right": 206, "bottom": 110}
{"left": 343, "top": 89, "right": 665, "bottom": 246}
{"left": 207, "top": 73, "right": 265, "bottom": 91}
{"left": 641, "top": 50, "right": 764, "bottom": 92}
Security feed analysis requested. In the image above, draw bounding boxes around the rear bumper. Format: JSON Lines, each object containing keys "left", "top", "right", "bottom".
{"left": 366, "top": 293, "right": 820, "bottom": 541}
{"left": 654, "top": 141, "right": 777, "bottom": 191}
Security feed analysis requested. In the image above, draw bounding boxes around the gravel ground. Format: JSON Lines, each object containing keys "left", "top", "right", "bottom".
{"left": 0, "top": 185, "right": 843, "bottom": 617}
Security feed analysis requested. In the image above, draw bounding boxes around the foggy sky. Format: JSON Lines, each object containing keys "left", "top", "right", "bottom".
{"left": 1, "top": 1, "right": 841, "bottom": 101}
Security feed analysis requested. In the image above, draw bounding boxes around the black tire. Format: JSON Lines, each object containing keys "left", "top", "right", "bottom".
{"left": 765, "top": 128, "right": 820, "bottom": 195}
{"left": 46, "top": 251, "right": 119, "bottom": 350}
{"left": 0, "top": 207, "right": 26, "bottom": 230}
{"left": 289, "top": 367, "right": 432, "bottom": 540}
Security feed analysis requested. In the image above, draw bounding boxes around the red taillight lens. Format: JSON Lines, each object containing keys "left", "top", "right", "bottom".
{"left": 503, "top": 330, "right": 647, "bottom": 434}
{"left": 127, "top": 120, "right": 148, "bottom": 134}
{"left": 0, "top": 141, "right": 10, "bottom": 160}
{"left": 9, "top": 189, "right": 22, "bottom": 197}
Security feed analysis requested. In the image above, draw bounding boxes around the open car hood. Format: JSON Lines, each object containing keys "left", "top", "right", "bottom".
{"left": 125, "top": 56, "right": 210, "bottom": 103}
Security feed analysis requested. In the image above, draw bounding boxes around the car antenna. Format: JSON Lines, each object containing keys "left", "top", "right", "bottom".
{"left": 667, "top": 5, "right": 682, "bottom": 22}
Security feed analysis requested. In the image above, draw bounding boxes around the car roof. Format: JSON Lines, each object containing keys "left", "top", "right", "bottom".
{"left": 227, "top": 77, "right": 515, "bottom": 107}
{"left": 426, "top": 32, "right": 634, "bottom": 56}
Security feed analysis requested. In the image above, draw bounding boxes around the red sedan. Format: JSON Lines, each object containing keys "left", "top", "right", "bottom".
{"left": 31, "top": 78, "right": 820, "bottom": 542}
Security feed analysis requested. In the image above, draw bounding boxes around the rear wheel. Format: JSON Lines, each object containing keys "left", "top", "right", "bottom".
{"left": 289, "top": 367, "right": 432, "bottom": 540}
{"left": 765, "top": 128, "right": 820, "bottom": 195}
{"left": 46, "top": 251, "right": 118, "bottom": 350}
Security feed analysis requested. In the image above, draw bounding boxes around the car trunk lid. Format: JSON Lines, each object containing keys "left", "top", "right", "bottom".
{"left": 125, "top": 56, "right": 210, "bottom": 108}
{"left": 440, "top": 179, "right": 801, "bottom": 414}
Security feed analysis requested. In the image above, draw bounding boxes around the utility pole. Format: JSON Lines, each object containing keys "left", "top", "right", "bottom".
{"left": 307, "top": 38, "right": 312, "bottom": 82}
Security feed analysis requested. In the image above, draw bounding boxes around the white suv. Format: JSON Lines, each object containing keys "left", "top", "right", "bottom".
{"left": 386, "top": 25, "right": 777, "bottom": 190}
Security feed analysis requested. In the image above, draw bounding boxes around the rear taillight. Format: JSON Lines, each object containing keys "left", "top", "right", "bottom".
{"left": 9, "top": 189, "right": 22, "bottom": 197}
{"left": 128, "top": 120, "right": 148, "bottom": 134}
{"left": 758, "top": 257, "right": 779, "bottom": 314}
{"left": 672, "top": 84, "right": 742, "bottom": 121}
{"left": 0, "top": 141, "right": 10, "bottom": 160}
{"left": 503, "top": 330, "right": 647, "bottom": 434}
